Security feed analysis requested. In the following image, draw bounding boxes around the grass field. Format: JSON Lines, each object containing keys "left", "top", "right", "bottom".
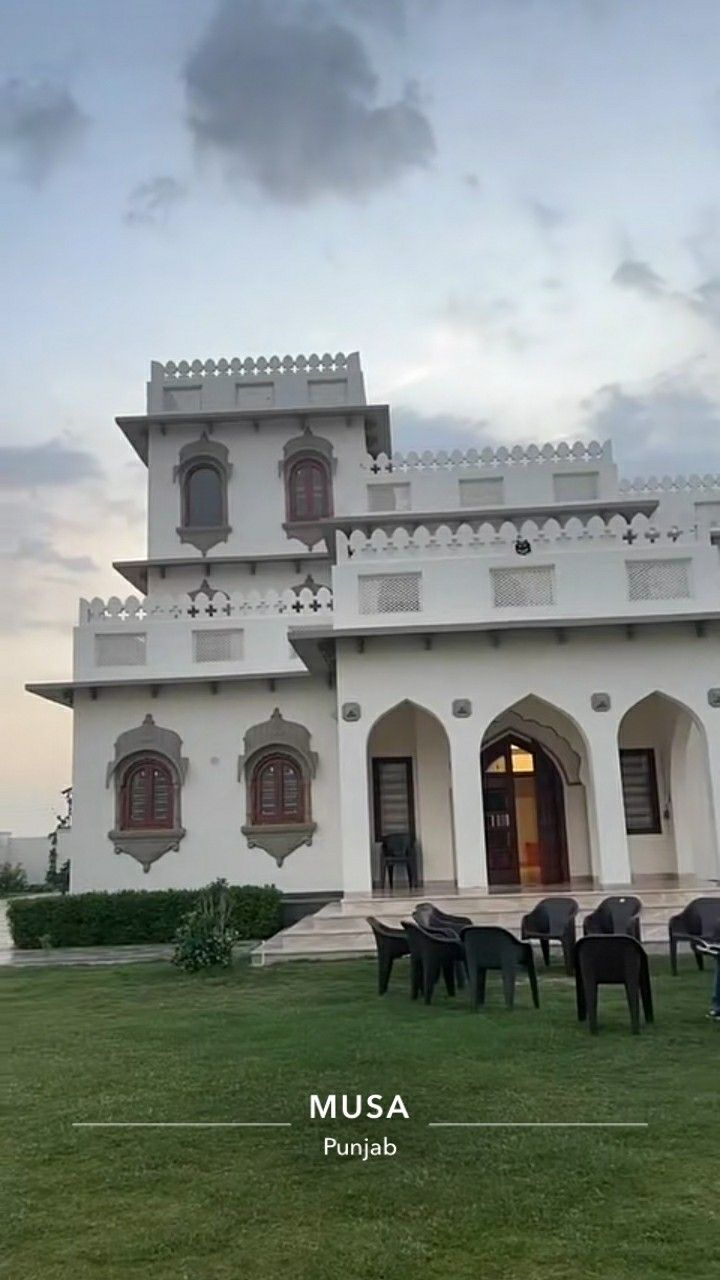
{"left": 2, "top": 954, "right": 719, "bottom": 1280}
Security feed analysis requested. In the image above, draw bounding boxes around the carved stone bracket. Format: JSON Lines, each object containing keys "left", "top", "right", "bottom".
{"left": 452, "top": 699, "right": 472, "bottom": 718}
{"left": 342, "top": 702, "right": 362, "bottom": 722}
{"left": 708, "top": 688, "right": 720, "bottom": 708}
{"left": 108, "top": 828, "right": 186, "bottom": 873}
{"left": 591, "top": 692, "right": 612, "bottom": 712}
{"left": 241, "top": 822, "right": 316, "bottom": 867}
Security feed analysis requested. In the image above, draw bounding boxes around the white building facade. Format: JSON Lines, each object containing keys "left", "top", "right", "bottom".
{"left": 28, "top": 353, "right": 720, "bottom": 903}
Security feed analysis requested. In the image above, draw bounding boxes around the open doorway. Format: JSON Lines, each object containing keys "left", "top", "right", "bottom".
{"left": 481, "top": 735, "right": 568, "bottom": 887}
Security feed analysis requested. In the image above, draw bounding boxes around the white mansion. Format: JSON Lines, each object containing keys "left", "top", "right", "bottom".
{"left": 28, "top": 353, "right": 720, "bottom": 913}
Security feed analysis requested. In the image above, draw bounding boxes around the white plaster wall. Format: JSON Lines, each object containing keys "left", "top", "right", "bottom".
{"left": 146, "top": 414, "right": 373, "bottom": 561}
{"left": 336, "top": 627, "right": 720, "bottom": 891}
{"left": 69, "top": 678, "right": 341, "bottom": 894}
{"left": 361, "top": 458, "right": 620, "bottom": 512}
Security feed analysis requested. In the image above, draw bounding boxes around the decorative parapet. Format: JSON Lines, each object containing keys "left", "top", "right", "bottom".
{"left": 338, "top": 514, "right": 693, "bottom": 560}
{"left": 363, "top": 440, "right": 611, "bottom": 473}
{"left": 78, "top": 586, "right": 333, "bottom": 624}
{"left": 161, "top": 353, "right": 354, "bottom": 379}
{"left": 619, "top": 475, "right": 720, "bottom": 494}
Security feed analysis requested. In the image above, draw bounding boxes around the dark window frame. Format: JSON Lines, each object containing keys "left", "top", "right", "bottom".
{"left": 182, "top": 461, "right": 226, "bottom": 530}
{"left": 286, "top": 456, "right": 332, "bottom": 523}
{"left": 251, "top": 753, "right": 308, "bottom": 826}
{"left": 619, "top": 747, "right": 662, "bottom": 835}
{"left": 119, "top": 756, "right": 176, "bottom": 831}
{"left": 371, "top": 756, "right": 415, "bottom": 843}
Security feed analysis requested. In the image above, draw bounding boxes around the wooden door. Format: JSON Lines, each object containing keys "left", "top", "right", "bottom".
{"left": 372, "top": 757, "right": 415, "bottom": 841}
{"left": 481, "top": 741, "right": 520, "bottom": 886}
{"left": 535, "top": 745, "right": 569, "bottom": 884}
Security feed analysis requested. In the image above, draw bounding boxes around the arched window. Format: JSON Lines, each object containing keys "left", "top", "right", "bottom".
{"left": 287, "top": 457, "right": 331, "bottom": 522}
{"left": 183, "top": 464, "right": 225, "bottom": 528}
{"left": 251, "top": 754, "right": 306, "bottom": 825}
{"left": 119, "top": 758, "right": 175, "bottom": 830}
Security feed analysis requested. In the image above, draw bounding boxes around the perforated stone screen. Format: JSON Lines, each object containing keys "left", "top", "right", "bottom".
{"left": 192, "top": 629, "right": 244, "bottom": 662}
{"left": 358, "top": 573, "right": 422, "bottom": 614}
{"left": 491, "top": 566, "right": 555, "bottom": 608}
{"left": 552, "top": 472, "right": 599, "bottom": 502}
{"left": 95, "top": 633, "right": 147, "bottom": 666}
{"left": 459, "top": 477, "right": 505, "bottom": 507}
{"left": 626, "top": 559, "right": 691, "bottom": 601}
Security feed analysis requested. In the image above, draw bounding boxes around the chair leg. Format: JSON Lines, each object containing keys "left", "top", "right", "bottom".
{"left": 442, "top": 959, "right": 456, "bottom": 997}
{"left": 540, "top": 938, "right": 550, "bottom": 967}
{"left": 387, "top": 864, "right": 394, "bottom": 891}
{"left": 423, "top": 957, "right": 441, "bottom": 1005}
{"left": 625, "top": 980, "right": 641, "bottom": 1035}
{"left": 501, "top": 964, "right": 517, "bottom": 1010}
{"left": 454, "top": 959, "right": 466, "bottom": 989}
{"left": 378, "top": 952, "right": 393, "bottom": 995}
{"left": 410, "top": 957, "right": 422, "bottom": 1001}
{"left": 694, "top": 945, "right": 704, "bottom": 971}
{"left": 470, "top": 967, "right": 487, "bottom": 1009}
{"left": 669, "top": 936, "right": 677, "bottom": 975}
{"left": 527, "top": 957, "right": 540, "bottom": 1009}
{"left": 586, "top": 979, "right": 599, "bottom": 1034}
{"left": 562, "top": 937, "right": 574, "bottom": 976}
{"left": 575, "top": 970, "right": 587, "bottom": 1022}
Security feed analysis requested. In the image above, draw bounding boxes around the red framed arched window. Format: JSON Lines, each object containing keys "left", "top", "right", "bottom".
{"left": 251, "top": 754, "right": 306, "bottom": 825}
{"left": 120, "top": 758, "right": 175, "bottom": 830}
{"left": 287, "top": 457, "right": 331, "bottom": 522}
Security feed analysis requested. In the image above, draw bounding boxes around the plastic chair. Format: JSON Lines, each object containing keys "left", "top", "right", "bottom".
{"left": 401, "top": 920, "right": 464, "bottom": 1005}
{"left": 521, "top": 897, "right": 579, "bottom": 975}
{"left": 668, "top": 898, "right": 720, "bottom": 974}
{"left": 583, "top": 896, "right": 642, "bottom": 942}
{"left": 380, "top": 833, "right": 418, "bottom": 890}
{"left": 367, "top": 917, "right": 410, "bottom": 995}
{"left": 412, "top": 903, "right": 471, "bottom": 986}
{"left": 461, "top": 926, "right": 540, "bottom": 1011}
{"left": 575, "top": 935, "right": 653, "bottom": 1034}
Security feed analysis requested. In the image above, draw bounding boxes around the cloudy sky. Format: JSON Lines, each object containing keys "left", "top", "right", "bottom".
{"left": 2, "top": 0, "right": 720, "bottom": 833}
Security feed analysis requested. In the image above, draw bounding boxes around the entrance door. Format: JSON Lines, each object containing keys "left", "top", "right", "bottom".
{"left": 372, "top": 757, "right": 415, "bottom": 842}
{"left": 481, "top": 737, "right": 568, "bottom": 887}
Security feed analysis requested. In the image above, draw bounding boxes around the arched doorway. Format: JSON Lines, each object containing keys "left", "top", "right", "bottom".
{"left": 481, "top": 735, "right": 569, "bottom": 887}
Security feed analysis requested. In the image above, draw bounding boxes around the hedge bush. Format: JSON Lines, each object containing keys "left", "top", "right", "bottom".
{"left": 8, "top": 884, "right": 283, "bottom": 950}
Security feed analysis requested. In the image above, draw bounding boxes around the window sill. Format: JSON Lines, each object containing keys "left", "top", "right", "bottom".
{"left": 177, "top": 525, "right": 231, "bottom": 554}
{"left": 241, "top": 821, "right": 316, "bottom": 867}
{"left": 108, "top": 827, "right": 186, "bottom": 873}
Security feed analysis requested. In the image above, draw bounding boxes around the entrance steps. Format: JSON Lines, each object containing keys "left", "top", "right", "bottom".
{"left": 251, "top": 885, "right": 720, "bottom": 966}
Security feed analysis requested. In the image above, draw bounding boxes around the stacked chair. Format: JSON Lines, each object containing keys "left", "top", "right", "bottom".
{"left": 668, "top": 898, "right": 720, "bottom": 974}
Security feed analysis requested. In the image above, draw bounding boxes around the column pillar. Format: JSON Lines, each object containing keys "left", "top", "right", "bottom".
{"left": 700, "top": 716, "right": 720, "bottom": 880}
{"left": 337, "top": 714, "right": 373, "bottom": 897}
{"left": 583, "top": 715, "right": 632, "bottom": 887}
{"left": 449, "top": 722, "right": 487, "bottom": 891}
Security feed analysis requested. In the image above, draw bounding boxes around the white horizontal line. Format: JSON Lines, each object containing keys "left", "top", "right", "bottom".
{"left": 72, "top": 1122, "right": 292, "bottom": 1129}
{"left": 428, "top": 1122, "right": 648, "bottom": 1128}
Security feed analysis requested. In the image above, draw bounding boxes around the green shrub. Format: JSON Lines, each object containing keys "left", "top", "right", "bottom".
{"left": 172, "top": 880, "right": 237, "bottom": 972}
{"left": 0, "top": 862, "right": 28, "bottom": 896}
{"left": 7, "top": 883, "right": 282, "bottom": 949}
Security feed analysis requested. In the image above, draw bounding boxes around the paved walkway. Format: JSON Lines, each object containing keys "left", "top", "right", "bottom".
{"left": 0, "top": 943, "right": 174, "bottom": 968}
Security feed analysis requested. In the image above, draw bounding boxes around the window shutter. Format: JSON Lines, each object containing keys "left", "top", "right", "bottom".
{"left": 619, "top": 749, "right": 661, "bottom": 834}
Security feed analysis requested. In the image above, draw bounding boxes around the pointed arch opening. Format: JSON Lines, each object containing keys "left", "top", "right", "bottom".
{"left": 481, "top": 695, "right": 592, "bottom": 888}
{"left": 617, "top": 691, "right": 715, "bottom": 883}
{"left": 367, "top": 700, "right": 455, "bottom": 891}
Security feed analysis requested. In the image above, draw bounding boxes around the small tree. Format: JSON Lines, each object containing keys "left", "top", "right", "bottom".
{"left": 46, "top": 787, "right": 72, "bottom": 893}
{"left": 172, "top": 879, "right": 238, "bottom": 972}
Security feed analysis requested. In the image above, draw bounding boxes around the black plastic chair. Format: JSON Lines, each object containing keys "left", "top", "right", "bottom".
{"left": 668, "top": 898, "right": 720, "bottom": 974}
{"left": 575, "top": 935, "right": 653, "bottom": 1035}
{"left": 401, "top": 920, "right": 464, "bottom": 1005}
{"left": 583, "top": 896, "right": 642, "bottom": 942}
{"left": 367, "top": 917, "right": 410, "bottom": 994}
{"left": 412, "top": 903, "right": 471, "bottom": 986}
{"left": 380, "top": 833, "right": 418, "bottom": 890}
{"left": 521, "top": 897, "right": 579, "bottom": 975}
{"left": 461, "top": 926, "right": 540, "bottom": 1011}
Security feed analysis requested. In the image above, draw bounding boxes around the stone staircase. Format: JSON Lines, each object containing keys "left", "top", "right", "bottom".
{"left": 251, "top": 885, "right": 720, "bottom": 966}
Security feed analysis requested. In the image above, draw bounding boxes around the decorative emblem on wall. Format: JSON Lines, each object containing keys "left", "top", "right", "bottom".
{"left": 708, "top": 689, "right": 720, "bottom": 708}
{"left": 590, "top": 692, "right": 611, "bottom": 712}
{"left": 452, "top": 699, "right": 472, "bottom": 718}
{"left": 342, "top": 702, "right": 362, "bottom": 722}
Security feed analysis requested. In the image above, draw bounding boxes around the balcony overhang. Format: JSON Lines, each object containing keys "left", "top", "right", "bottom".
{"left": 116, "top": 404, "right": 390, "bottom": 465}
{"left": 288, "top": 612, "right": 719, "bottom": 673}
{"left": 25, "top": 668, "right": 312, "bottom": 708}
{"left": 113, "top": 550, "right": 331, "bottom": 593}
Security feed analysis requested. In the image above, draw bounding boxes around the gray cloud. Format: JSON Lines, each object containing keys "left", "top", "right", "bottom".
{"left": 0, "top": 78, "right": 87, "bottom": 184}
{"left": 582, "top": 369, "right": 720, "bottom": 474}
{"left": 612, "top": 257, "right": 720, "bottom": 327}
{"left": 392, "top": 407, "right": 495, "bottom": 454}
{"left": 13, "top": 537, "right": 98, "bottom": 573}
{"left": 124, "top": 176, "right": 186, "bottom": 226}
{"left": 527, "top": 199, "right": 565, "bottom": 231}
{"left": 184, "top": 0, "right": 435, "bottom": 203}
{"left": 0, "top": 439, "right": 101, "bottom": 488}
{"left": 341, "top": 0, "right": 407, "bottom": 34}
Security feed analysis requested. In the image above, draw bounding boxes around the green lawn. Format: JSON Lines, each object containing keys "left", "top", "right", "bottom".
{"left": 2, "top": 954, "right": 719, "bottom": 1280}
